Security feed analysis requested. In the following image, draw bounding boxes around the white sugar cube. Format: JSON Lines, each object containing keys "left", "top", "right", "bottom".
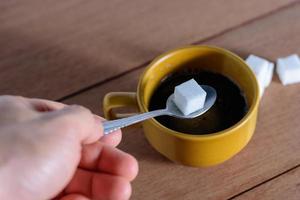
{"left": 246, "top": 55, "right": 271, "bottom": 96}
{"left": 173, "top": 79, "right": 207, "bottom": 116}
{"left": 264, "top": 62, "right": 274, "bottom": 87}
{"left": 277, "top": 54, "right": 300, "bottom": 85}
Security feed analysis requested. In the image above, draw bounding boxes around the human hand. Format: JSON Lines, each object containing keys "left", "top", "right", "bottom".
{"left": 0, "top": 96, "right": 138, "bottom": 200}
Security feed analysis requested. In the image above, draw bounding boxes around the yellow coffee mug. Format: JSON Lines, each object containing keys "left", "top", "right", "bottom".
{"left": 103, "top": 45, "right": 259, "bottom": 167}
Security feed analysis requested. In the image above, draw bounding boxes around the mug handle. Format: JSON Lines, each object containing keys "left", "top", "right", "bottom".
{"left": 103, "top": 92, "right": 139, "bottom": 120}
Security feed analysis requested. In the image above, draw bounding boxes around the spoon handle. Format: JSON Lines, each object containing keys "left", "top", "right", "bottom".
{"left": 103, "top": 109, "right": 168, "bottom": 135}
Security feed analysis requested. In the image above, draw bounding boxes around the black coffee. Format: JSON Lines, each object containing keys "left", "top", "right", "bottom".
{"left": 149, "top": 70, "right": 248, "bottom": 135}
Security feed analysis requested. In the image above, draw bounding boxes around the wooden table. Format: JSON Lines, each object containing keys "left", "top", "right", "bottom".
{"left": 1, "top": 1, "right": 300, "bottom": 199}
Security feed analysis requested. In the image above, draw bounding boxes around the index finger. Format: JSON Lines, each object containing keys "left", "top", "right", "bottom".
{"left": 27, "top": 98, "right": 66, "bottom": 111}
{"left": 39, "top": 105, "right": 103, "bottom": 144}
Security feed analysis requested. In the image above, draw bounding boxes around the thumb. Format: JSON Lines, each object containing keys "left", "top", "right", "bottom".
{"left": 39, "top": 105, "right": 103, "bottom": 144}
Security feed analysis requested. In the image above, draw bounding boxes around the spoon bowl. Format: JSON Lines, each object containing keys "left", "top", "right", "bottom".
{"left": 165, "top": 85, "right": 217, "bottom": 119}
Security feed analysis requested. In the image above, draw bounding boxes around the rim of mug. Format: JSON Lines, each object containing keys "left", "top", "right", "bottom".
{"left": 137, "top": 45, "right": 260, "bottom": 140}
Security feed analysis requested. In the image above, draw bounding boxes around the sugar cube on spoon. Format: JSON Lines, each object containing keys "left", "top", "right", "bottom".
{"left": 173, "top": 79, "right": 207, "bottom": 116}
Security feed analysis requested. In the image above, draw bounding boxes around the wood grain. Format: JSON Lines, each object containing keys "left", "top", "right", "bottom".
{"left": 63, "top": 4, "right": 300, "bottom": 200}
{"left": 0, "top": 0, "right": 296, "bottom": 99}
{"left": 233, "top": 166, "right": 300, "bottom": 200}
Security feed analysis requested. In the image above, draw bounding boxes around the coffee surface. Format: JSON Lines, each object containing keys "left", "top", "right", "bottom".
{"left": 149, "top": 70, "right": 248, "bottom": 135}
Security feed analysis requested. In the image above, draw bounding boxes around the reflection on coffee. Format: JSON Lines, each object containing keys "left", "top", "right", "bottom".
{"left": 149, "top": 70, "right": 248, "bottom": 135}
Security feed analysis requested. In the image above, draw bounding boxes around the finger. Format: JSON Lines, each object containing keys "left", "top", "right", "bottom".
{"left": 92, "top": 173, "right": 131, "bottom": 200}
{"left": 27, "top": 98, "right": 66, "bottom": 112}
{"left": 79, "top": 142, "right": 104, "bottom": 170}
{"left": 60, "top": 194, "right": 90, "bottom": 200}
{"left": 39, "top": 105, "right": 103, "bottom": 144}
{"left": 96, "top": 116, "right": 122, "bottom": 147}
{"left": 30, "top": 99, "right": 106, "bottom": 144}
{"left": 64, "top": 169, "right": 131, "bottom": 200}
{"left": 0, "top": 95, "right": 38, "bottom": 123}
{"left": 80, "top": 143, "right": 138, "bottom": 181}
{"left": 97, "top": 145, "right": 138, "bottom": 181}
{"left": 99, "top": 130, "right": 122, "bottom": 147}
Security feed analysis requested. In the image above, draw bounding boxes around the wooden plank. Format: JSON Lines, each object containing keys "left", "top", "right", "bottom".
{"left": 233, "top": 166, "right": 300, "bottom": 200}
{"left": 0, "top": 0, "right": 297, "bottom": 99}
{"left": 63, "top": 4, "right": 300, "bottom": 200}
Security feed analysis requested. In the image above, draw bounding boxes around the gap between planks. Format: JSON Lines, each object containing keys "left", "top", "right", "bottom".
{"left": 58, "top": 0, "right": 300, "bottom": 102}
{"left": 227, "top": 164, "right": 300, "bottom": 200}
